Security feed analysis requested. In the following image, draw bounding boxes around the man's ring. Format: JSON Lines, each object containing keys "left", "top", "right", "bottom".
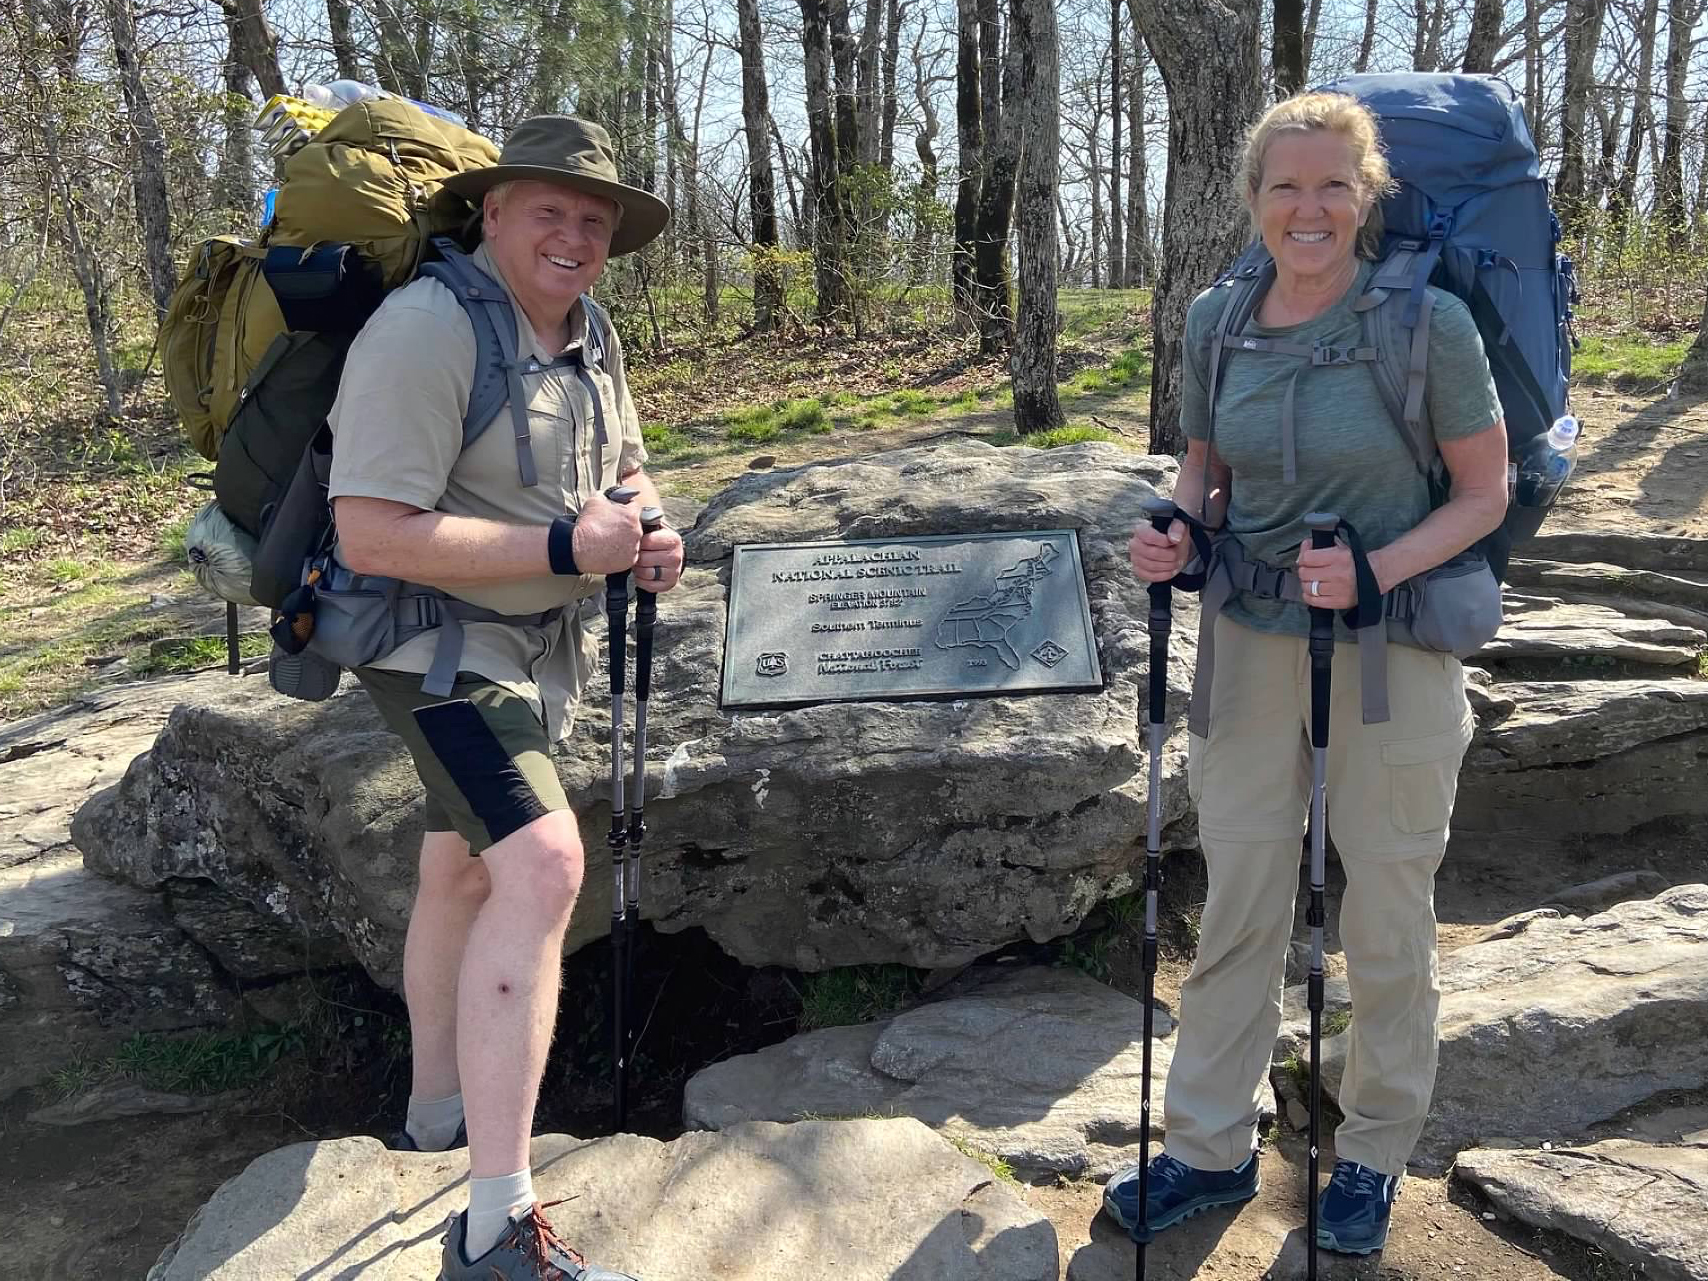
{"left": 1310, "top": 579, "right": 1321, "bottom": 598}
{"left": 652, "top": 565, "right": 664, "bottom": 582}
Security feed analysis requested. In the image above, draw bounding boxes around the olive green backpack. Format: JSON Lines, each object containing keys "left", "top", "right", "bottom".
{"left": 161, "top": 98, "right": 499, "bottom": 549}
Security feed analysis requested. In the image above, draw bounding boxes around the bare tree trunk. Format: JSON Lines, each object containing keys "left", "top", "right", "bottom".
{"left": 1654, "top": 0, "right": 1704, "bottom": 243}
{"left": 644, "top": 2, "right": 661, "bottom": 191}
{"left": 1010, "top": 0, "right": 1063, "bottom": 432}
{"left": 857, "top": 0, "right": 883, "bottom": 166}
{"left": 326, "top": 0, "right": 363, "bottom": 80}
{"left": 1461, "top": 0, "right": 1504, "bottom": 71}
{"left": 974, "top": 5, "right": 1022, "bottom": 354}
{"left": 1124, "top": 21, "right": 1153, "bottom": 288}
{"left": 800, "top": 0, "right": 849, "bottom": 323}
{"left": 953, "top": 0, "right": 982, "bottom": 324}
{"left": 23, "top": 0, "right": 122, "bottom": 418}
{"left": 216, "top": 27, "right": 256, "bottom": 218}
{"left": 1354, "top": 0, "right": 1377, "bottom": 72}
{"left": 1301, "top": 0, "right": 1321, "bottom": 74}
{"left": 1089, "top": 121, "right": 1104, "bottom": 288}
{"left": 737, "top": 0, "right": 782, "bottom": 330}
{"left": 771, "top": 115, "right": 805, "bottom": 241}
{"left": 910, "top": 18, "right": 941, "bottom": 281}
{"left": 1555, "top": 0, "right": 1608, "bottom": 219}
{"left": 1678, "top": 286, "right": 1708, "bottom": 393}
{"left": 1109, "top": 0, "right": 1124, "bottom": 288}
{"left": 104, "top": 0, "right": 173, "bottom": 319}
{"left": 1610, "top": 0, "right": 1657, "bottom": 238}
{"left": 1129, "top": 0, "right": 1262, "bottom": 455}
{"left": 1523, "top": 0, "right": 1544, "bottom": 151}
{"left": 1591, "top": 96, "right": 1624, "bottom": 214}
{"left": 217, "top": 0, "right": 286, "bottom": 100}
{"left": 1273, "top": 0, "right": 1304, "bottom": 96}
{"left": 881, "top": 0, "right": 903, "bottom": 171}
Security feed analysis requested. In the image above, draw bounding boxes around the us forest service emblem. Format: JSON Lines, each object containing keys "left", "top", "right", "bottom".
{"left": 756, "top": 652, "right": 789, "bottom": 678}
{"left": 1031, "top": 640, "right": 1069, "bottom": 668}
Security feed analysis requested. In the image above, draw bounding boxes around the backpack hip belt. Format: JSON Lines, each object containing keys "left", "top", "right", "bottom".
{"left": 1188, "top": 533, "right": 1394, "bottom": 738}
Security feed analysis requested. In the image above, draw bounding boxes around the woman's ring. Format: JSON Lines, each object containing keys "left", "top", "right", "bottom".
{"left": 1310, "top": 579, "right": 1321, "bottom": 598}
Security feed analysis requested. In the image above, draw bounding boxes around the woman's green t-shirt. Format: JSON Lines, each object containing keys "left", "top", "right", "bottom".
{"left": 1180, "top": 259, "right": 1502, "bottom": 637}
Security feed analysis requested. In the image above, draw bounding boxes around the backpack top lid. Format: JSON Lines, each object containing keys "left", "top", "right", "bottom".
{"left": 1314, "top": 73, "right": 1539, "bottom": 206}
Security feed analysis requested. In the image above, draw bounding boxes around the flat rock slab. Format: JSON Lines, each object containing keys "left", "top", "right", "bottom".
{"left": 684, "top": 966, "right": 1271, "bottom": 1181}
{"left": 148, "top": 1119, "right": 1058, "bottom": 1280}
{"left": 1456, "top": 1141, "right": 1708, "bottom": 1281}
{"left": 1311, "top": 886, "right": 1708, "bottom": 1172}
{"left": 1475, "top": 594, "right": 1706, "bottom": 665}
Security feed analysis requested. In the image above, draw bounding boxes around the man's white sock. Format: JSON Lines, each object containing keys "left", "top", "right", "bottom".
{"left": 463, "top": 1169, "right": 535, "bottom": 1262}
{"left": 404, "top": 1091, "right": 465, "bottom": 1151}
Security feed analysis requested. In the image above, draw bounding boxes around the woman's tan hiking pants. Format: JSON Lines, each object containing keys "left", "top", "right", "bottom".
{"left": 1162, "top": 615, "right": 1476, "bottom": 1178}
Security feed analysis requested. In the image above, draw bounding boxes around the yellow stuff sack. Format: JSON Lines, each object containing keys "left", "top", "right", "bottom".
{"left": 160, "top": 97, "right": 498, "bottom": 460}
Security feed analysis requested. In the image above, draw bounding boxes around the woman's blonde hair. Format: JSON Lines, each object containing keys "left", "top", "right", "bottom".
{"left": 1240, "top": 91, "right": 1397, "bottom": 259}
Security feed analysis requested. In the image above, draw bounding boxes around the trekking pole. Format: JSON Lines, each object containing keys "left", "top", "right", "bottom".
{"left": 621, "top": 503, "right": 665, "bottom": 1115}
{"left": 1133, "top": 496, "right": 1176, "bottom": 1281}
{"left": 1303, "top": 511, "right": 1338, "bottom": 1281}
{"left": 603, "top": 484, "right": 640, "bottom": 1132}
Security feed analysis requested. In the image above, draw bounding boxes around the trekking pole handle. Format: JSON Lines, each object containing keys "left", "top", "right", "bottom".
{"left": 605, "top": 485, "right": 640, "bottom": 505}
{"left": 1141, "top": 498, "right": 1176, "bottom": 733}
{"left": 1143, "top": 496, "right": 1176, "bottom": 536}
{"left": 1305, "top": 510, "right": 1338, "bottom": 551}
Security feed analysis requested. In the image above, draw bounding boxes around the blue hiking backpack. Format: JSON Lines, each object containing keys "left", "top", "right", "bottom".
{"left": 1208, "top": 72, "right": 1578, "bottom": 580}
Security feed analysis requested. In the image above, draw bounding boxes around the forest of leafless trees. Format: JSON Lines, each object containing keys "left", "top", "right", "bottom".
{"left": 2, "top": 0, "right": 1706, "bottom": 440}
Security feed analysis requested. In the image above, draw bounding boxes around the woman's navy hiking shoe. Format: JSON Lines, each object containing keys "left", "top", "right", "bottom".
{"left": 1102, "top": 1151, "right": 1260, "bottom": 1237}
{"left": 1316, "top": 1159, "right": 1400, "bottom": 1254}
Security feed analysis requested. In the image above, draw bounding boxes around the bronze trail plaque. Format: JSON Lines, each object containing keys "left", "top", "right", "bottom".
{"left": 721, "top": 530, "right": 1104, "bottom": 709}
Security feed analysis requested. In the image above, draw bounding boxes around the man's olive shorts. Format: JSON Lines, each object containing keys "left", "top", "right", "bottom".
{"left": 355, "top": 668, "right": 570, "bottom": 855}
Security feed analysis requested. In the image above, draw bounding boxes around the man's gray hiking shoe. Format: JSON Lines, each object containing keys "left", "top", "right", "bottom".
{"left": 392, "top": 1121, "right": 466, "bottom": 1152}
{"left": 440, "top": 1204, "right": 639, "bottom": 1280}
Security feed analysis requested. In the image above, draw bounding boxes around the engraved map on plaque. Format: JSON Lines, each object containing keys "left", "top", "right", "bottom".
{"left": 720, "top": 530, "right": 1104, "bottom": 709}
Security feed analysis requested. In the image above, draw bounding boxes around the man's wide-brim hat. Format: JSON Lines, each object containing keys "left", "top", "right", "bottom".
{"left": 442, "top": 116, "right": 670, "bottom": 257}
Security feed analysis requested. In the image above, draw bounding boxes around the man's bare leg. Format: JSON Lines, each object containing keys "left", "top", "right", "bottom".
{"left": 457, "top": 810, "right": 582, "bottom": 1256}
{"left": 404, "top": 830, "right": 488, "bottom": 1114}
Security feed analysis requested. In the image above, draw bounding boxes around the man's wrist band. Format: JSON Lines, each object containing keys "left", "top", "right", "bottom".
{"left": 548, "top": 515, "right": 579, "bottom": 576}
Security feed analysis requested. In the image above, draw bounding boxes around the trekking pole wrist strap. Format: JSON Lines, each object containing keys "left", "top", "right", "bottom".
{"left": 1166, "top": 513, "right": 1221, "bottom": 594}
{"left": 548, "top": 514, "right": 580, "bottom": 576}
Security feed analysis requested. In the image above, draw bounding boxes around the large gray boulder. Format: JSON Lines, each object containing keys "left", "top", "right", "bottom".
{"left": 1456, "top": 1141, "right": 1708, "bottom": 1281}
{"left": 65, "top": 441, "right": 1708, "bottom": 990}
{"left": 1474, "top": 593, "right": 1705, "bottom": 665}
{"left": 1304, "top": 886, "right": 1708, "bottom": 1172}
{"left": 74, "top": 441, "right": 1196, "bottom": 982}
{"left": 148, "top": 1120, "right": 1058, "bottom": 1280}
{"left": 1453, "top": 679, "right": 1708, "bottom": 833}
{"left": 683, "top": 965, "right": 1274, "bottom": 1181}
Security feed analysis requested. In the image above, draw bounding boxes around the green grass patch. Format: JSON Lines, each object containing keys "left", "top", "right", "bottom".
{"left": 797, "top": 964, "right": 924, "bottom": 1031}
{"left": 777, "top": 397, "right": 829, "bottom": 433}
{"left": 0, "top": 526, "right": 44, "bottom": 556}
{"left": 1323, "top": 1008, "right": 1353, "bottom": 1038}
{"left": 112, "top": 1028, "right": 305, "bottom": 1093}
{"left": 49, "top": 1027, "right": 306, "bottom": 1100}
{"left": 725, "top": 406, "right": 781, "bottom": 443}
{"left": 641, "top": 422, "right": 693, "bottom": 457}
{"left": 948, "top": 1135, "right": 1018, "bottom": 1184}
{"left": 887, "top": 389, "right": 935, "bottom": 416}
{"left": 1026, "top": 424, "right": 1120, "bottom": 449}
{"left": 1572, "top": 334, "right": 1689, "bottom": 388}
{"left": 41, "top": 557, "right": 100, "bottom": 586}
{"left": 134, "top": 632, "right": 269, "bottom": 676}
{"left": 158, "top": 515, "right": 192, "bottom": 564}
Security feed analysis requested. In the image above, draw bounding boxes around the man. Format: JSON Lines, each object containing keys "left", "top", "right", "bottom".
{"left": 327, "top": 115, "right": 679, "bottom": 1281}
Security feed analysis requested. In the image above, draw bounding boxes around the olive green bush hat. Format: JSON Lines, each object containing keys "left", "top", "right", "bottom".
{"left": 442, "top": 115, "right": 671, "bottom": 255}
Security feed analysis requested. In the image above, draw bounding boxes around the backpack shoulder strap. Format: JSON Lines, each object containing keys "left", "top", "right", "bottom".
{"left": 1198, "top": 255, "right": 1272, "bottom": 519}
{"left": 1353, "top": 245, "right": 1435, "bottom": 476}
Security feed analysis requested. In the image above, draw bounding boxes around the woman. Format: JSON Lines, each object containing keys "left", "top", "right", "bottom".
{"left": 1105, "top": 91, "right": 1508, "bottom": 1255}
